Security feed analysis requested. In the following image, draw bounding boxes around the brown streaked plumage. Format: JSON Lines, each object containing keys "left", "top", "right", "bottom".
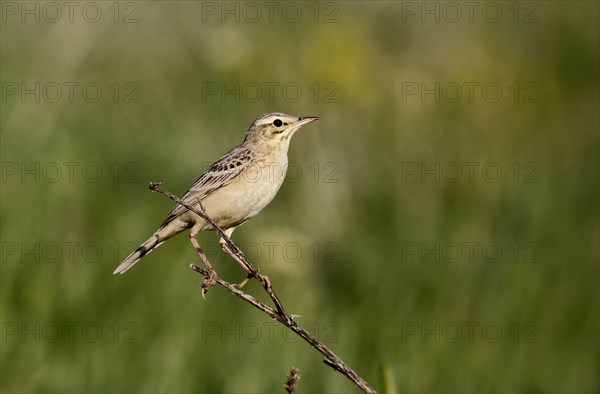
{"left": 113, "top": 113, "right": 318, "bottom": 275}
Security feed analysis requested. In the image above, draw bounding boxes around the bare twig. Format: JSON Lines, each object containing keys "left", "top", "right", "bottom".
{"left": 150, "top": 182, "right": 377, "bottom": 394}
{"left": 149, "top": 181, "right": 286, "bottom": 315}
{"left": 284, "top": 367, "right": 300, "bottom": 394}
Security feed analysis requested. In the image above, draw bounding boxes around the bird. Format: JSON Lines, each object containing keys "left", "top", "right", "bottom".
{"left": 113, "top": 112, "right": 319, "bottom": 276}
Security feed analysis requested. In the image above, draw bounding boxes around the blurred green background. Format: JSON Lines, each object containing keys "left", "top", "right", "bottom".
{"left": 1, "top": 1, "right": 598, "bottom": 393}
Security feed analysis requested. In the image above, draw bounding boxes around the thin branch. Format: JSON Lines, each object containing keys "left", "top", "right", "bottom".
{"left": 149, "top": 181, "right": 286, "bottom": 315}
{"left": 150, "top": 182, "right": 377, "bottom": 394}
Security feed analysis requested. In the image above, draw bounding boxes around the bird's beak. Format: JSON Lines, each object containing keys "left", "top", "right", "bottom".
{"left": 297, "top": 116, "right": 319, "bottom": 127}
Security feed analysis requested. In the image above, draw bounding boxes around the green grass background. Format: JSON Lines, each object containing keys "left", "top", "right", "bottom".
{"left": 1, "top": 1, "right": 598, "bottom": 393}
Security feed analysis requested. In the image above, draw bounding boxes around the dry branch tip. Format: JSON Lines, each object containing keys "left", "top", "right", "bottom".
{"left": 284, "top": 367, "right": 300, "bottom": 394}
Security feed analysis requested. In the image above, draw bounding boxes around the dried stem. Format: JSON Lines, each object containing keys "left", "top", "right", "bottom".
{"left": 149, "top": 181, "right": 377, "bottom": 394}
{"left": 284, "top": 367, "right": 300, "bottom": 394}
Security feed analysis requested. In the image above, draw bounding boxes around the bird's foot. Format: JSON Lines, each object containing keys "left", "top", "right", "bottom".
{"left": 201, "top": 267, "right": 218, "bottom": 298}
{"left": 234, "top": 274, "right": 252, "bottom": 289}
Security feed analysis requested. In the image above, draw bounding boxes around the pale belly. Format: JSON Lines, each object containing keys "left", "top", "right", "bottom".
{"left": 192, "top": 160, "right": 288, "bottom": 230}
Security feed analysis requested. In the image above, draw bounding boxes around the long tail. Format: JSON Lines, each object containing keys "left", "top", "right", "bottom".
{"left": 113, "top": 233, "right": 164, "bottom": 275}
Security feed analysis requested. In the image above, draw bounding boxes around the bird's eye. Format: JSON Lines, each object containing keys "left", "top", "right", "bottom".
{"left": 273, "top": 119, "right": 283, "bottom": 127}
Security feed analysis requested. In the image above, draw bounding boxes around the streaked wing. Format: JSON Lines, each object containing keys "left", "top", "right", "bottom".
{"left": 161, "top": 146, "right": 253, "bottom": 225}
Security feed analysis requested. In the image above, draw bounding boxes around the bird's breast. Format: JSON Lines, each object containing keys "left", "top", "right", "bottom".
{"left": 199, "top": 156, "right": 289, "bottom": 229}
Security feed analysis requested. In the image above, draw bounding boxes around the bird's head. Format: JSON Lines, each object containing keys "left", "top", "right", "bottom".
{"left": 244, "top": 112, "right": 318, "bottom": 150}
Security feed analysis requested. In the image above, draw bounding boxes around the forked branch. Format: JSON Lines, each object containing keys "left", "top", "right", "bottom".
{"left": 149, "top": 181, "right": 377, "bottom": 394}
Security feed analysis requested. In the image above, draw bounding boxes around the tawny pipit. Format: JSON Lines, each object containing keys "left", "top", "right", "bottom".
{"left": 113, "top": 113, "right": 318, "bottom": 275}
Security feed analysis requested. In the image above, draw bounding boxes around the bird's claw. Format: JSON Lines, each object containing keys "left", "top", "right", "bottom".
{"left": 201, "top": 268, "right": 218, "bottom": 297}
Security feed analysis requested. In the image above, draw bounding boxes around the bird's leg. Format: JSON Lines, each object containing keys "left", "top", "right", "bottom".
{"left": 219, "top": 227, "right": 254, "bottom": 289}
{"left": 236, "top": 275, "right": 252, "bottom": 289}
{"left": 219, "top": 240, "right": 253, "bottom": 288}
{"left": 189, "top": 232, "right": 217, "bottom": 296}
{"left": 218, "top": 227, "right": 252, "bottom": 288}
